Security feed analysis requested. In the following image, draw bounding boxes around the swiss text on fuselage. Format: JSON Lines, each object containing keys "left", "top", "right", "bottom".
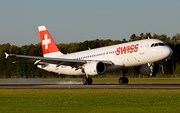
{"left": 116, "top": 44, "right": 139, "bottom": 55}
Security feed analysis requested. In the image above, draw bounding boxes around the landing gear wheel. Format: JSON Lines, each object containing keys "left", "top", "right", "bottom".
{"left": 83, "top": 78, "right": 87, "bottom": 85}
{"left": 118, "top": 77, "right": 129, "bottom": 84}
{"left": 88, "top": 78, "right": 92, "bottom": 85}
{"left": 83, "top": 77, "right": 93, "bottom": 85}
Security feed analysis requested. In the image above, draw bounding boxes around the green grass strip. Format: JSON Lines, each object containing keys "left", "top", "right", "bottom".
{"left": 0, "top": 89, "right": 180, "bottom": 113}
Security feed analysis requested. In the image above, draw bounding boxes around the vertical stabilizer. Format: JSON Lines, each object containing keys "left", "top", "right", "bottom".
{"left": 38, "top": 25, "right": 64, "bottom": 57}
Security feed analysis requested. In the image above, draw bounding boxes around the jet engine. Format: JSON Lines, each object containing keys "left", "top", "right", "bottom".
{"left": 138, "top": 63, "right": 160, "bottom": 76}
{"left": 83, "top": 61, "right": 106, "bottom": 76}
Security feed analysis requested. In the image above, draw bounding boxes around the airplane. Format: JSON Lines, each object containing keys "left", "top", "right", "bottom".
{"left": 5, "top": 25, "right": 173, "bottom": 85}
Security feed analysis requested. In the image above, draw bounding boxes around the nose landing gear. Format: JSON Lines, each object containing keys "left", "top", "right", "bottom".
{"left": 118, "top": 77, "right": 129, "bottom": 84}
{"left": 119, "top": 70, "right": 129, "bottom": 84}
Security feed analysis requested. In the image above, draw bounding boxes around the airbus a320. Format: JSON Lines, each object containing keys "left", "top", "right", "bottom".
{"left": 5, "top": 25, "right": 173, "bottom": 85}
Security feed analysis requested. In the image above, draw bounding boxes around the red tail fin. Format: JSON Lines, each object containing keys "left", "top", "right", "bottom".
{"left": 38, "top": 25, "right": 63, "bottom": 57}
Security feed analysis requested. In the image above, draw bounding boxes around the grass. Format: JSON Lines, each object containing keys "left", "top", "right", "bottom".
{"left": 0, "top": 78, "right": 180, "bottom": 113}
{"left": 0, "top": 89, "right": 180, "bottom": 113}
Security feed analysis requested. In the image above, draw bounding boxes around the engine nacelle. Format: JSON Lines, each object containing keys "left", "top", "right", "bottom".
{"left": 138, "top": 63, "right": 160, "bottom": 76}
{"left": 83, "top": 61, "right": 106, "bottom": 76}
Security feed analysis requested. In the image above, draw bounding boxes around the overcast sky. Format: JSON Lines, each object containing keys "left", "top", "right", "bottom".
{"left": 0, "top": 0, "right": 180, "bottom": 46}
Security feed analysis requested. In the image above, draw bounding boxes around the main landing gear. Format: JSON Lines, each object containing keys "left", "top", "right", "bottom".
{"left": 82, "top": 70, "right": 129, "bottom": 85}
{"left": 83, "top": 75, "right": 93, "bottom": 85}
{"left": 118, "top": 70, "right": 129, "bottom": 84}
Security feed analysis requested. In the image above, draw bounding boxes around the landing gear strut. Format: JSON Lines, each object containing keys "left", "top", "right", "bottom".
{"left": 83, "top": 75, "right": 93, "bottom": 85}
{"left": 119, "top": 70, "right": 129, "bottom": 84}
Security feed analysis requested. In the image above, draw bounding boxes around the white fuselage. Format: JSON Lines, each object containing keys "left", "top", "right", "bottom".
{"left": 37, "top": 39, "right": 172, "bottom": 76}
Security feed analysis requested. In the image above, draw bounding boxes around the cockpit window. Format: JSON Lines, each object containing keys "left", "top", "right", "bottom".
{"left": 155, "top": 43, "right": 158, "bottom": 47}
{"left": 151, "top": 43, "right": 165, "bottom": 47}
{"left": 151, "top": 44, "right": 155, "bottom": 47}
{"left": 158, "top": 43, "right": 165, "bottom": 46}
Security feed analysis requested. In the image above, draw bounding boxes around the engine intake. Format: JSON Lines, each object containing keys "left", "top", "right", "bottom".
{"left": 83, "top": 61, "right": 106, "bottom": 75}
{"left": 138, "top": 63, "right": 160, "bottom": 76}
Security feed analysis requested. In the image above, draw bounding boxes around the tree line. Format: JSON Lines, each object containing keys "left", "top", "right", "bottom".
{"left": 1, "top": 33, "right": 180, "bottom": 78}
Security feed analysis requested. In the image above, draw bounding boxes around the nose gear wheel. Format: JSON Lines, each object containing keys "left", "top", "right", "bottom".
{"left": 119, "top": 77, "right": 129, "bottom": 84}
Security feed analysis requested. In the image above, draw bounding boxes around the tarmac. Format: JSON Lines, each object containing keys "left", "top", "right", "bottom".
{"left": 0, "top": 84, "right": 180, "bottom": 89}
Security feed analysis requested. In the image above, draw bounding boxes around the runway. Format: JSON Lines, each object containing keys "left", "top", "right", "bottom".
{"left": 0, "top": 84, "right": 180, "bottom": 89}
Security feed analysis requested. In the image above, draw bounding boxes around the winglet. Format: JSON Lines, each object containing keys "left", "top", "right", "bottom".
{"left": 4, "top": 52, "right": 16, "bottom": 59}
{"left": 5, "top": 52, "right": 9, "bottom": 59}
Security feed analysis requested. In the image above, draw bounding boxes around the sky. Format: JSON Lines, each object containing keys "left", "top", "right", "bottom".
{"left": 0, "top": 0, "right": 180, "bottom": 46}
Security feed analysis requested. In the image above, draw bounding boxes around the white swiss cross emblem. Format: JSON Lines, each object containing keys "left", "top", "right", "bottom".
{"left": 42, "top": 34, "right": 51, "bottom": 50}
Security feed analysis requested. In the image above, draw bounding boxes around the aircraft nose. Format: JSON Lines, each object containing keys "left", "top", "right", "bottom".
{"left": 164, "top": 46, "right": 173, "bottom": 58}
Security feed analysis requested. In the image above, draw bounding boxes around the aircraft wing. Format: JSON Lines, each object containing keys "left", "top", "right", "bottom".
{"left": 5, "top": 53, "right": 113, "bottom": 67}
